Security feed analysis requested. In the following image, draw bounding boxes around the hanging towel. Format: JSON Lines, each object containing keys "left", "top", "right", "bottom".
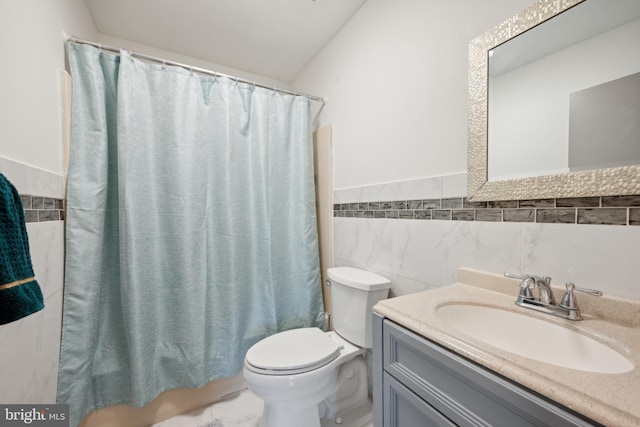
{"left": 0, "top": 173, "right": 44, "bottom": 325}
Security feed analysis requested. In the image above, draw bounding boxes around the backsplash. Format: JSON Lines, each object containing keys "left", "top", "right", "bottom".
{"left": 332, "top": 173, "right": 640, "bottom": 300}
{"left": 334, "top": 195, "right": 640, "bottom": 226}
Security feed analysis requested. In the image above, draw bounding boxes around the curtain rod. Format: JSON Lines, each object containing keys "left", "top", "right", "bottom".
{"left": 67, "top": 36, "right": 326, "bottom": 105}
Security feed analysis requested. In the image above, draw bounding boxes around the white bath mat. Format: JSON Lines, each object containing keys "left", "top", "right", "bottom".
{"left": 196, "top": 421, "right": 224, "bottom": 427}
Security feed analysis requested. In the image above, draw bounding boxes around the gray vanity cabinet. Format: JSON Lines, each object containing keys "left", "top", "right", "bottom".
{"left": 372, "top": 313, "right": 600, "bottom": 427}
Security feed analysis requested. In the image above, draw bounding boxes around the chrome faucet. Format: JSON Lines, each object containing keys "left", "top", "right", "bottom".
{"left": 505, "top": 273, "right": 601, "bottom": 321}
{"left": 531, "top": 275, "right": 554, "bottom": 305}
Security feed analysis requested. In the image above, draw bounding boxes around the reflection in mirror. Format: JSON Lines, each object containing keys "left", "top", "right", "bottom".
{"left": 467, "top": 0, "right": 640, "bottom": 201}
{"left": 488, "top": 0, "right": 640, "bottom": 181}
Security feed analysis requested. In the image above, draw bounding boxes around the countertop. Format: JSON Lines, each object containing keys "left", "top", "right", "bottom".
{"left": 373, "top": 268, "right": 640, "bottom": 426}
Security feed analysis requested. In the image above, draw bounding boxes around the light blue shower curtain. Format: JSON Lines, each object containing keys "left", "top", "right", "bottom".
{"left": 58, "top": 43, "right": 324, "bottom": 426}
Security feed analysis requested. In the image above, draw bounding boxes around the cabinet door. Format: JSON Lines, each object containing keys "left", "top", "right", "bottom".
{"left": 383, "top": 372, "right": 455, "bottom": 427}
{"left": 383, "top": 319, "right": 599, "bottom": 427}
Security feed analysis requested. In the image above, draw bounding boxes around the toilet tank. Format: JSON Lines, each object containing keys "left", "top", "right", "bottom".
{"left": 327, "top": 267, "right": 391, "bottom": 348}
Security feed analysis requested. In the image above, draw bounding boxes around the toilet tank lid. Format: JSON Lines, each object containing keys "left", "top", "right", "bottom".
{"left": 327, "top": 267, "right": 391, "bottom": 291}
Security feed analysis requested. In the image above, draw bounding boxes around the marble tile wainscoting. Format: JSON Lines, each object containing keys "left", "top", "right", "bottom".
{"left": 333, "top": 173, "right": 640, "bottom": 300}
{"left": 0, "top": 157, "right": 65, "bottom": 404}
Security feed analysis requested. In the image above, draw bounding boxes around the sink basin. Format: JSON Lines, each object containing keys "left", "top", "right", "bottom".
{"left": 436, "top": 304, "right": 634, "bottom": 374}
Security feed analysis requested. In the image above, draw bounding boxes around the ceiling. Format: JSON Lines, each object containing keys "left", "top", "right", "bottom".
{"left": 84, "top": 0, "right": 367, "bottom": 83}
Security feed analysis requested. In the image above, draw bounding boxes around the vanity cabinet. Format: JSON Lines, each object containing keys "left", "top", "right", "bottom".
{"left": 372, "top": 313, "right": 600, "bottom": 427}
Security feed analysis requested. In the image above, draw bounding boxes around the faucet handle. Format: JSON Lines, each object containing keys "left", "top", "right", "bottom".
{"left": 517, "top": 277, "right": 535, "bottom": 300}
{"left": 573, "top": 285, "right": 602, "bottom": 297}
{"left": 560, "top": 282, "right": 602, "bottom": 310}
{"left": 505, "top": 273, "right": 535, "bottom": 301}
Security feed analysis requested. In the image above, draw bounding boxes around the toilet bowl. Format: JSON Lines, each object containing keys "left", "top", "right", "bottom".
{"left": 243, "top": 267, "right": 391, "bottom": 427}
{"left": 244, "top": 329, "right": 362, "bottom": 427}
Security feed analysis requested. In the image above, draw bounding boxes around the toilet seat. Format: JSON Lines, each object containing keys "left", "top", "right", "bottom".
{"left": 245, "top": 327, "right": 342, "bottom": 375}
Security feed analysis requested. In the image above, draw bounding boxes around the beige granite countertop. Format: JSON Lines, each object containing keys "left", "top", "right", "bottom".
{"left": 373, "top": 268, "right": 640, "bottom": 426}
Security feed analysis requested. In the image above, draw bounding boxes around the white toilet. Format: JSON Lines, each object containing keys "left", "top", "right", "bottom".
{"left": 243, "top": 266, "right": 391, "bottom": 427}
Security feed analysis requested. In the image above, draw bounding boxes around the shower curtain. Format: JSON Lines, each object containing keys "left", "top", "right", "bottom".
{"left": 58, "top": 43, "right": 324, "bottom": 426}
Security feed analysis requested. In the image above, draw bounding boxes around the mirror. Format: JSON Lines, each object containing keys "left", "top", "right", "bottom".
{"left": 468, "top": 0, "right": 640, "bottom": 201}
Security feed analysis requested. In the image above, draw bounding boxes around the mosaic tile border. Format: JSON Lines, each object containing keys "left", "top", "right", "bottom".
{"left": 334, "top": 195, "right": 640, "bottom": 226}
{"left": 20, "top": 195, "right": 65, "bottom": 222}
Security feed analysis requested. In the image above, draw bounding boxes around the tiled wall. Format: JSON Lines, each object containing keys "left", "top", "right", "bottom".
{"left": 332, "top": 173, "right": 640, "bottom": 300}
{"left": 0, "top": 157, "right": 65, "bottom": 404}
{"left": 21, "top": 195, "right": 65, "bottom": 222}
{"left": 334, "top": 195, "right": 640, "bottom": 226}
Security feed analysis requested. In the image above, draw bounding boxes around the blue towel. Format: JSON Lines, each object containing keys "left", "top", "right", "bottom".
{"left": 0, "top": 173, "right": 44, "bottom": 325}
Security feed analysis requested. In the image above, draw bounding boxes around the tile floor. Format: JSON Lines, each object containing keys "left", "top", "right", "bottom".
{"left": 153, "top": 389, "right": 262, "bottom": 427}
{"left": 153, "top": 388, "right": 374, "bottom": 427}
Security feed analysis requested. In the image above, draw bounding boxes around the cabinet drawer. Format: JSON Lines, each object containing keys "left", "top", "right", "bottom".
{"left": 383, "top": 319, "right": 598, "bottom": 427}
{"left": 383, "top": 371, "right": 455, "bottom": 427}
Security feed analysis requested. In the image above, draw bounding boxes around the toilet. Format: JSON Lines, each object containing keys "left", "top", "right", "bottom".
{"left": 243, "top": 266, "right": 391, "bottom": 427}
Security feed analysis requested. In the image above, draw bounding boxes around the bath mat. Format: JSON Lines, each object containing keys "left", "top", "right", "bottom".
{"left": 196, "top": 421, "right": 224, "bottom": 427}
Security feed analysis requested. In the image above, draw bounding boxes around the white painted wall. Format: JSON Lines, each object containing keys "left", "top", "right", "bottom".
{"left": 0, "top": 0, "right": 96, "bottom": 406}
{"left": 293, "top": 0, "right": 536, "bottom": 190}
{"left": 0, "top": 0, "right": 98, "bottom": 175}
{"left": 297, "top": 0, "right": 640, "bottom": 302}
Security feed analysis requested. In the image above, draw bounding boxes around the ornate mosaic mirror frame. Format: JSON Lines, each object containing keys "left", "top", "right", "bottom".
{"left": 467, "top": 0, "right": 640, "bottom": 202}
